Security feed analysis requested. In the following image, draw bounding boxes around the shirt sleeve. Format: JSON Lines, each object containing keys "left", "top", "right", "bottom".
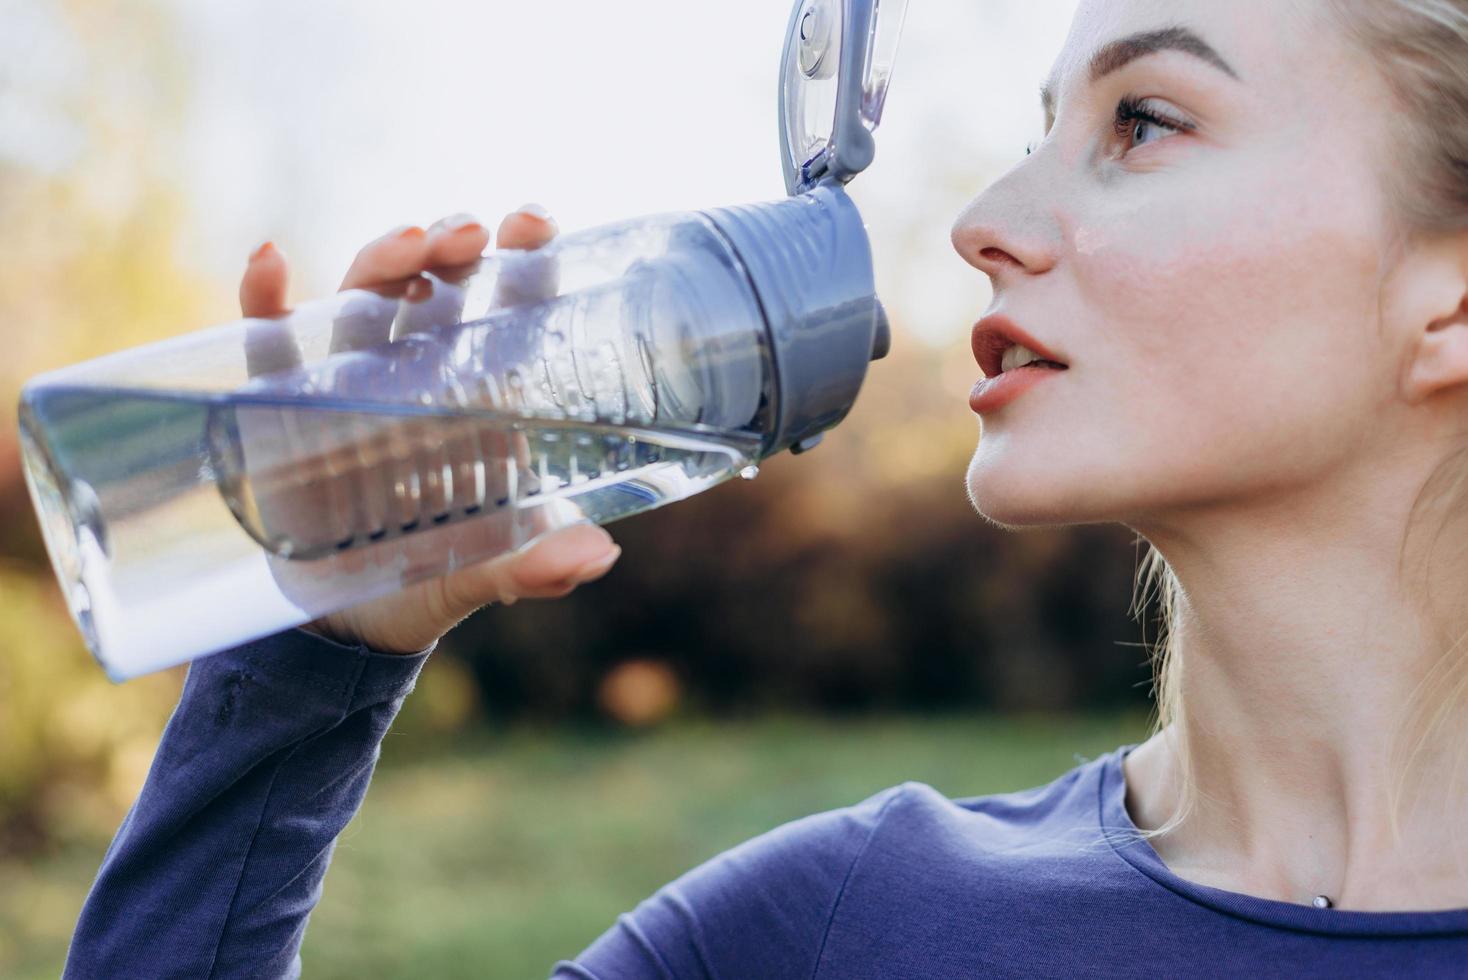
{"left": 63, "top": 628, "right": 431, "bottom": 980}
{"left": 552, "top": 784, "right": 906, "bottom": 980}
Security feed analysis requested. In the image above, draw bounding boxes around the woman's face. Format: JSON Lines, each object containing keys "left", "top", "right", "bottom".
{"left": 952, "top": 0, "right": 1414, "bottom": 533}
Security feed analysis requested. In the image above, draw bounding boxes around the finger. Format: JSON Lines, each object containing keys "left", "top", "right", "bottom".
{"left": 240, "top": 241, "right": 290, "bottom": 318}
{"left": 331, "top": 224, "right": 438, "bottom": 352}
{"left": 394, "top": 216, "right": 489, "bottom": 337}
{"left": 339, "top": 225, "right": 433, "bottom": 292}
{"left": 328, "top": 290, "right": 400, "bottom": 354}
{"left": 240, "top": 242, "right": 306, "bottom": 379}
{"left": 438, "top": 523, "right": 621, "bottom": 616}
{"left": 243, "top": 319, "right": 305, "bottom": 379}
{"left": 491, "top": 205, "right": 561, "bottom": 309}
{"left": 508, "top": 522, "right": 622, "bottom": 594}
{"left": 496, "top": 205, "right": 557, "bottom": 251}
{"left": 408, "top": 211, "right": 534, "bottom": 510}
{"left": 426, "top": 213, "right": 490, "bottom": 273}
{"left": 327, "top": 219, "right": 486, "bottom": 561}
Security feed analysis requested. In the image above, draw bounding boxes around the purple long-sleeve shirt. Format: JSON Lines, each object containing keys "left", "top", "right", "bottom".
{"left": 66, "top": 631, "right": 1468, "bottom": 977}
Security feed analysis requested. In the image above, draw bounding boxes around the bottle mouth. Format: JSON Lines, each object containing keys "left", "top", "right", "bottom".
{"left": 19, "top": 408, "right": 103, "bottom": 660}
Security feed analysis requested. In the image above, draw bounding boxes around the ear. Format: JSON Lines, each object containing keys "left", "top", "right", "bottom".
{"left": 1402, "top": 233, "right": 1468, "bottom": 405}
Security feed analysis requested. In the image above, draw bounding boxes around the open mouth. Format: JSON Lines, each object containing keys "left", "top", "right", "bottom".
{"left": 971, "top": 315, "right": 1070, "bottom": 380}
{"left": 999, "top": 343, "right": 1067, "bottom": 375}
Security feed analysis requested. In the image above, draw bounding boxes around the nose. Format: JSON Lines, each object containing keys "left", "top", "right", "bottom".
{"left": 950, "top": 159, "right": 1062, "bottom": 283}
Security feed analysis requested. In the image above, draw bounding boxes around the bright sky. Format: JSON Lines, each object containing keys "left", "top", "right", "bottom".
{"left": 159, "top": 0, "right": 1079, "bottom": 346}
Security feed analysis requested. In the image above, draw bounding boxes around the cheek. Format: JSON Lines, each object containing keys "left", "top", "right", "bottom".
{"left": 966, "top": 144, "right": 1396, "bottom": 529}
{"left": 1070, "top": 164, "right": 1388, "bottom": 485}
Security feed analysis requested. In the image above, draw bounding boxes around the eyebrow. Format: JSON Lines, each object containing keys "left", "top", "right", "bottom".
{"left": 1040, "top": 26, "right": 1240, "bottom": 120}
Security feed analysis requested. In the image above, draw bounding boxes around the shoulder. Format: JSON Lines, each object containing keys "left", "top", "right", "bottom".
{"left": 562, "top": 783, "right": 910, "bottom": 978}
{"left": 560, "top": 751, "right": 1119, "bottom": 979}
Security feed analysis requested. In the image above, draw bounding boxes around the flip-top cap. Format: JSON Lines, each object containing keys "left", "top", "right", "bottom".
{"left": 704, "top": 182, "right": 878, "bottom": 457}
{"left": 779, "top": 0, "right": 910, "bottom": 196}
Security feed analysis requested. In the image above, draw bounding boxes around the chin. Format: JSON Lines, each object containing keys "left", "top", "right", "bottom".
{"left": 964, "top": 439, "right": 1118, "bottom": 531}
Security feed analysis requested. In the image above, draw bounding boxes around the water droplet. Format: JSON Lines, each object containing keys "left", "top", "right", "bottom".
{"left": 739, "top": 465, "right": 760, "bottom": 481}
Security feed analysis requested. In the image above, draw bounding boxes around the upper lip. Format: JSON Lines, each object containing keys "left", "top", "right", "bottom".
{"left": 971, "top": 314, "right": 1069, "bottom": 379}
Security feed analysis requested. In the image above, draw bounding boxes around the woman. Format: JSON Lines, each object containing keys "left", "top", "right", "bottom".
{"left": 64, "top": 0, "right": 1468, "bottom": 975}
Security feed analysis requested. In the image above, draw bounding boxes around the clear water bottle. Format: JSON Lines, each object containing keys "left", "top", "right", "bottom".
{"left": 19, "top": 0, "right": 908, "bottom": 679}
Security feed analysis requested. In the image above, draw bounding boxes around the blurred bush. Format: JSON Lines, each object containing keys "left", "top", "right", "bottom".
{"left": 0, "top": 565, "right": 181, "bottom": 856}
{"left": 0, "top": 0, "right": 214, "bottom": 855}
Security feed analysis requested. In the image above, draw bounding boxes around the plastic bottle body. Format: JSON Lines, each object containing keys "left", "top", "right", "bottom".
{"left": 19, "top": 211, "right": 775, "bottom": 679}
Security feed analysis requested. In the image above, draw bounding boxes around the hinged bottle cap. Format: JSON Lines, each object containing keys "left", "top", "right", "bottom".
{"left": 779, "top": 0, "right": 910, "bottom": 196}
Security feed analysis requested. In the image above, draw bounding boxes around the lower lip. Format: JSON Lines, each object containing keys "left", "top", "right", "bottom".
{"left": 969, "top": 365, "right": 1067, "bottom": 414}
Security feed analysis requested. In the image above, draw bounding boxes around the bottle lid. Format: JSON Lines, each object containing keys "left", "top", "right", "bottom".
{"left": 778, "top": 0, "right": 910, "bottom": 196}
{"left": 705, "top": 183, "right": 878, "bottom": 457}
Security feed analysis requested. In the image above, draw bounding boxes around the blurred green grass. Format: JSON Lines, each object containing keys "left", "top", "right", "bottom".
{"left": 1, "top": 712, "right": 1145, "bottom": 978}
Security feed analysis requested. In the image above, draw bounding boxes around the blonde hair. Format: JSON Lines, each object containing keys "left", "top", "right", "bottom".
{"left": 1133, "top": 0, "right": 1468, "bottom": 838}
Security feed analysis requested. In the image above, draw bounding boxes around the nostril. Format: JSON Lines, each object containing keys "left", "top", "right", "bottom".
{"left": 980, "top": 247, "right": 1020, "bottom": 267}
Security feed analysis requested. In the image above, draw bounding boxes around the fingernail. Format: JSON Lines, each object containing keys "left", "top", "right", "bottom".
{"left": 251, "top": 240, "right": 277, "bottom": 260}
{"left": 516, "top": 202, "right": 551, "bottom": 221}
{"left": 434, "top": 212, "right": 482, "bottom": 234}
{"left": 571, "top": 545, "right": 621, "bottom": 583}
{"left": 384, "top": 224, "right": 426, "bottom": 242}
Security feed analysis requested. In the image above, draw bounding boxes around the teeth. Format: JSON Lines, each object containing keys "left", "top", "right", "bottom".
{"left": 1001, "top": 344, "right": 1043, "bottom": 373}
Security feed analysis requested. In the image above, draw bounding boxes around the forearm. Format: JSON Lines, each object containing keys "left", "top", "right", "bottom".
{"left": 64, "top": 628, "right": 430, "bottom": 979}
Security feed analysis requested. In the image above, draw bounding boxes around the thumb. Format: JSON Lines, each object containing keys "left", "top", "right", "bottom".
{"left": 436, "top": 523, "right": 621, "bottom": 617}
{"left": 508, "top": 523, "right": 621, "bottom": 594}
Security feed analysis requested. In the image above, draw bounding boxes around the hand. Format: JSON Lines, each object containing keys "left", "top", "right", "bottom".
{"left": 234, "top": 207, "right": 622, "bottom": 654}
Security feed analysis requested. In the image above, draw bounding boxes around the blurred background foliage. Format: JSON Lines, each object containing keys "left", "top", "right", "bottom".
{"left": 0, "top": 0, "right": 203, "bottom": 859}
{"left": 0, "top": 0, "right": 1158, "bottom": 974}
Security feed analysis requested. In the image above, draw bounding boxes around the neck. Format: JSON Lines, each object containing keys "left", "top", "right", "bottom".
{"left": 1124, "top": 439, "right": 1468, "bottom": 911}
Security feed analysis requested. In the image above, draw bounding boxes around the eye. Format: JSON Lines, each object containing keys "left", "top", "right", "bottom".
{"left": 1113, "top": 95, "right": 1194, "bottom": 153}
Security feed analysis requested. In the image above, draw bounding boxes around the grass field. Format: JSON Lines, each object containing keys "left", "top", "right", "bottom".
{"left": 1, "top": 712, "right": 1147, "bottom": 978}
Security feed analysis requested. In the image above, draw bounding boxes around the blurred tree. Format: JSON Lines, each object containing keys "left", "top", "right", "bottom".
{"left": 0, "top": 0, "right": 216, "bottom": 562}
{"left": 0, "top": 0, "right": 204, "bottom": 852}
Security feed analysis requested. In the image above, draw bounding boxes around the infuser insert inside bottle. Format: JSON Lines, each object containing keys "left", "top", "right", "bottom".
{"left": 205, "top": 235, "right": 771, "bottom": 561}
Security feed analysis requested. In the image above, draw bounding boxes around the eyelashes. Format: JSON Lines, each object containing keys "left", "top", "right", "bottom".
{"left": 1027, "top": 95, "right": 1196, "bottom": 155}
{"left": 1113, "top": 95, "right": 1195, "bottom": 149}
